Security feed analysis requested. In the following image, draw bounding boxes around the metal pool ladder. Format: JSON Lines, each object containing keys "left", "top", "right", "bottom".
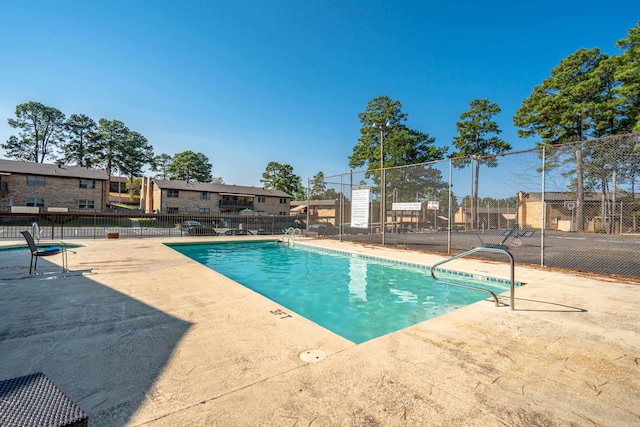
{"left": 279, "top": 227, "right": 301, "bottom": 246}
{"left": 430, "top": 247, "right": 516, "bottom": 310}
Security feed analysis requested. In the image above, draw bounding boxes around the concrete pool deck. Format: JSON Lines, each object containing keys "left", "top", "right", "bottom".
{"left": 0, "top": 236, "right": 638, "bottom": 426}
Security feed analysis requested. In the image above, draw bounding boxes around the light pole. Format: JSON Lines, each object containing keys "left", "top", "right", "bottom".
{"left": 372, "top": 121, "right": 390, "bottom": 243}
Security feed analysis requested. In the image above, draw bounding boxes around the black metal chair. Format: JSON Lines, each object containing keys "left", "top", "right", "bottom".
{"left": 20, "top": 230, "right": 68, "bottom": 274}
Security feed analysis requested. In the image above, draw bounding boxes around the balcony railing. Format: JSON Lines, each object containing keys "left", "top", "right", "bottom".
{"left": 219, "top": 200, "right": 253, "bottom": 208}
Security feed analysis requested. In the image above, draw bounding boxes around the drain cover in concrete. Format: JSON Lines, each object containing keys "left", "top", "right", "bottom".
{"left": 299, "top": 349, "right": 326, "bottom": 363}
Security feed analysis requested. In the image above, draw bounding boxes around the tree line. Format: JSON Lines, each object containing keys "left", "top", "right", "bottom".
{"left": 0, "top": 102, "right": 303, "bottom": 194}
{"left": 2, "top": 105, "right": 154, "bottom": 181}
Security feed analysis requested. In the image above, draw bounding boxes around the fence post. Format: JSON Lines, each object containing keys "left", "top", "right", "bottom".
{"left": 306, "top": 178, "right": 310, "bottom": 237}
{"left": 447, "top": 158, "right": 452, "bottom": 254}
{"left": 620, "top": 201, "right": 623, "bottom": 234}
{"left": 541, "top": 145, "right": 546, "bottom": 267}
{"left": 339, "top": 173, "right": 343, "bottom": 241}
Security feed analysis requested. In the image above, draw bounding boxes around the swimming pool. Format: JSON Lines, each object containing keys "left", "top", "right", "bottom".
{"left": 0, "top": 243, "right": 83, "bottom": 252}
{"left": 168, "top": 241, "right": 513, "bottom": 343}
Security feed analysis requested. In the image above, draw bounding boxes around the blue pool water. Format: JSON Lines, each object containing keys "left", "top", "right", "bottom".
{"left": 168, "top": 241, "right": 512, "bottom": 344}
{"left": 0, "top": 243, "right": 83, "bottom": 252}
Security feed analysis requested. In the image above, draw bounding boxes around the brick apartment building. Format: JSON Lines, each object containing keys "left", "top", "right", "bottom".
{"left": 140, "top": 178, "right": 292, "bottom": 215}
{"left": 0, "top": 159, "right": 109, "bottom": 212}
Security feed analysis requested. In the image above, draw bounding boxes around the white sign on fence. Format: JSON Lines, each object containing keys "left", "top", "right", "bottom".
{"left": 351, "top": 186, "right": 370, "bottom": 228}
{"left": 427, "top": 201, "right": 440, "bottom": 210}
{"left": 392, "top": 202, "right": 422, "bottom": 211}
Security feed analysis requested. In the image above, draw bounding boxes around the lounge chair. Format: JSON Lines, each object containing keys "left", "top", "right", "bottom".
{"left": 476, "top": 224, "right": 536, "bottom": 249}
{"left": 20, "top": 230, "right": 68, "bottom": 274}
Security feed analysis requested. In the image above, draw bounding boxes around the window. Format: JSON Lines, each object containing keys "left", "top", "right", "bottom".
{"left": 200, "top": 192, "right": 210, "bottom": 200}
{"left": 26, "top": 176, "right": 45, "bottom": 186}
{"left": 78, "top": 200, "right": 95, "bottom": 209}
{"left": 199, "top": 208, "right": 210, "bottom": 214}
{"left": 279, "top": 211, "right": 287, "bottom": 216}
{"left": 279, "top": 198, "right": 287, "bottom": 204}
{"left": 167, "top": 189, "right": 179, "bottom": 198}
{"left": 167, "top": 207, "right": 179, "bottom": 213}
{"left": 79, "top": 179, "right": 96, "bottom": 189}
{"left": 26, "top": 198, "right": 45, "bottom": 207}
{"left": 257, "top": 196, "right": 265, "bottom": 203}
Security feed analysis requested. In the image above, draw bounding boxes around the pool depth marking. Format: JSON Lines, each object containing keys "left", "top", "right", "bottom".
{"left": 270, "top": 308, "right": 292, "bottom": 319}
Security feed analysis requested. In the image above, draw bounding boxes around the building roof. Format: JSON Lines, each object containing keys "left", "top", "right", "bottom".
{"left": 151, "top": 179, "right": 292, "bottom": 198}
{"left": 291, "top": 199, "right": 340, "bottom": 207}
{"left": 0, "top": 159, "right": 109, "bottom": 180}
{"left": 456, "top": 206, "right": 516, "bottom": 214}
{"left": 526, "top": 192, "right": 637, "bottom": 201}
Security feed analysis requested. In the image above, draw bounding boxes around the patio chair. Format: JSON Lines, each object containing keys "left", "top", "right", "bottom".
{"left": 476, "top": 223, "right": 518, "bottom": 250}
{"left": 20, "top": 230, "right": 68, "bottom": 274}
{"left": 476, "top": 223, "right": 536, "bottom": 250}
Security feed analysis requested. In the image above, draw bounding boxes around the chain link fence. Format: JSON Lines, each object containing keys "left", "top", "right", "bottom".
{"left": 307, "top": 133, "right": 640, "bottom": 279}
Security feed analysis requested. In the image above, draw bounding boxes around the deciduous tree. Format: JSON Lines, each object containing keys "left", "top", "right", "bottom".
{"left": 126, "top": 177, "right": 142, "bottom": 201}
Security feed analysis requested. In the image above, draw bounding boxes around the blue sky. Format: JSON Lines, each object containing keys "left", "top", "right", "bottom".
{"left": 0, "top": 1, "right": 637, "bottom": 187}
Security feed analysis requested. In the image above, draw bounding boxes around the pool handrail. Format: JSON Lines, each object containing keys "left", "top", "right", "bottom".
{"left": 430, "top": 246, "right": 515, "bottom": 310}
{"left": 279, "top": 227, "right": 301, "bottom": 245}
